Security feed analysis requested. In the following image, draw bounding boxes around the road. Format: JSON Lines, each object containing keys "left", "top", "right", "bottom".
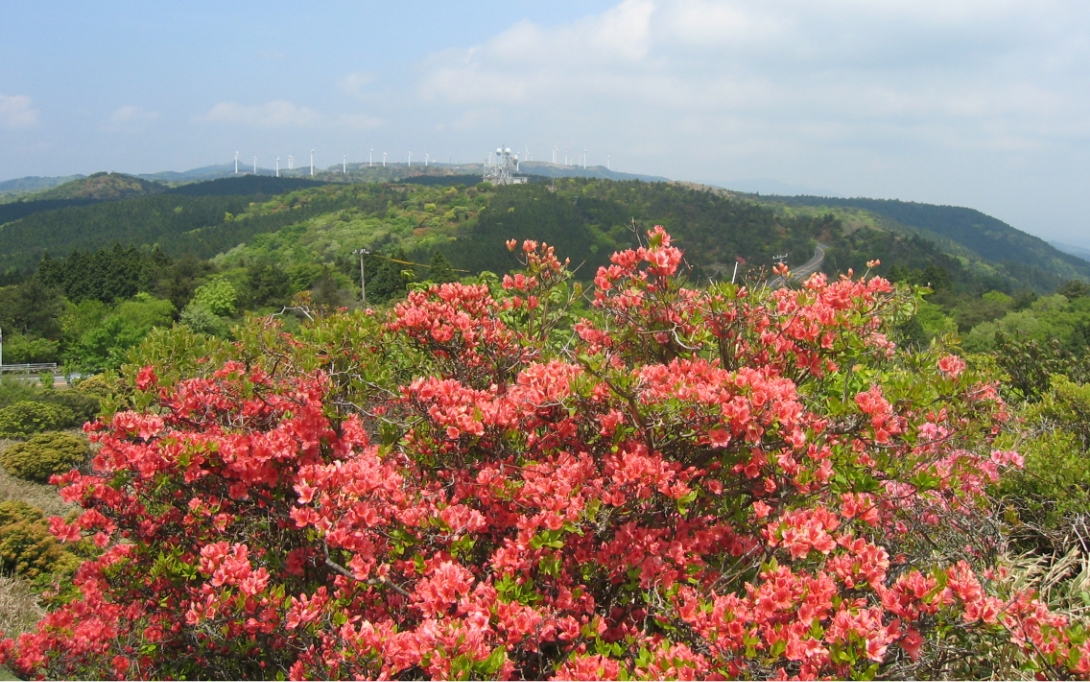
{"left": 769, "top": 242, "right": 827, "bottom": 289}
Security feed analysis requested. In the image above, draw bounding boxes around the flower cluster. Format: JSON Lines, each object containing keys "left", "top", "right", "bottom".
{"left": 2, "top": 228, "right": 1085, "bottom": 680}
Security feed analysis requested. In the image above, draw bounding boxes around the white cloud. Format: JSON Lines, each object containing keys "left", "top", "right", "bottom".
{"left": 0, "top": 92, "right": 39, "bottom": 128}
{"left": 198, "top": 100, "right": 322, "bottom": 128}
{"left": 418, "top": 0, "right": 1090, "bottom": 161}
{"left": 338, "top": 112, "right": 382, "bottom": 130}
{"left": 339, "top": 72, "right": 376, "bottom": 98}
{"left": 106, "top": 105, "right": 160, "bottom": 131}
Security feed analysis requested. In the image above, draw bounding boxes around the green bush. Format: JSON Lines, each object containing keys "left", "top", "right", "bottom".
{"left": 0, "top": 432, "right": 89, "bottom": 482}
{"left": 41, "top": 391, "right": 100, "bottom": 426}
{"left": 998, "top": 374, "right": 1090, "bottom": 544}
{"left": 0, "top": 502, "right": 75, "bottom": 581}
{"left": 73, "top": 373, "right": 118, "bottom": 400}
{"left": 0, "top": 401, "right": 75, "bottom": 438}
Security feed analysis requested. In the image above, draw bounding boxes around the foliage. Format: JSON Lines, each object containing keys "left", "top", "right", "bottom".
{"left": 189, "top": 278, "right": 238, "bottom": 317}
{"left": 0, "top": 502, "right": 78, "bottom": 581}
{"left": 0, "top": 402, "right": 74, "bottom": 439}
{"left": 0, "top": 433, "right": 90, "bottom": 484}
{"left": 36, "top": 244, "right": 172, "bottom": 304}
{"left": 0, "top": 334, "right": 59, "bottom": 364}
{"left": 2, "top": 229, "right": 1087, "bottom": 680}
{"left": 64, "top": 293, "right": 176, "bottom": 374}
{"left": 998, "top": 374, "right": 1090, "bottom": 540}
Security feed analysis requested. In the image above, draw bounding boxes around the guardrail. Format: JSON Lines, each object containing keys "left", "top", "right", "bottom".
{"left": 0, "top": 362, "right": 59, "bottom": 374}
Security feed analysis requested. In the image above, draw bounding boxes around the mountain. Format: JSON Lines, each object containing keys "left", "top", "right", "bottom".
{"left": 0, "top": 174, "right": 86, "bottom": 194}
{"left": 762, "top": 195, "right": 1090, "bottom": 291}
{"left": 519, "top": 161, "right": 668, "bottom": 183}
{"left": 28, "top": 172, "right": 167, "bottom": 201}
{"left": 138, "top": 164, "right": 246, "bottom": 183}
{"left": 1049, "top": 240, "right": 1090, "bottom": 263}
{"left": 1, "top": 167, "right": 1085, "bottom": 296}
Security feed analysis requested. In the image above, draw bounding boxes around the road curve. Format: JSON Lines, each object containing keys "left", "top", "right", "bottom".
{"left": 769, "top": 242, "right": 828, "bottom": 289}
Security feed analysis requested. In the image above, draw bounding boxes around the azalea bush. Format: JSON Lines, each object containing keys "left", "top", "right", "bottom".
{"left": 1, "top": 228, "right": 1088, "bottom": 680}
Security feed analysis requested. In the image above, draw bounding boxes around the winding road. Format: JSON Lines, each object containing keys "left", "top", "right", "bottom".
{"left": 769, "top": 242, "right": 828, "bottom": 289}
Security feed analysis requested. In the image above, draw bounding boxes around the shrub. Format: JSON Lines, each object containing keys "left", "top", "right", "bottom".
{"left": 40, "top": 391, "right": 100, "bottom": 426}
{"left": 72, "top": 373, "right": 117, "bottom": 401}
{"left": 0, "top": 502, "right": 70, "bottom": 581}
{"left": 0, "top": 401, "right": 74, "bottom": 438}
{"left": 0, "top": 433, "right": 89, "bottom": 483}
{"left": 2, "top": 229, "right": 1087, "bottom": 680}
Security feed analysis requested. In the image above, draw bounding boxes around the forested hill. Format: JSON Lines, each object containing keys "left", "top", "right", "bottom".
{"left": 0, "top": 175, "right": 1082, "bottom": 296}
{"left": 767, "top": 196, "right": 1090, "bottom": 283}
{"left": 28, "top": 172, "right": 166, "bottom": 201}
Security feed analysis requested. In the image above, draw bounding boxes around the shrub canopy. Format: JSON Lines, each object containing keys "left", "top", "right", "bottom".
{"left": 1, "top": 228, "right": 1087, "bottom": 680}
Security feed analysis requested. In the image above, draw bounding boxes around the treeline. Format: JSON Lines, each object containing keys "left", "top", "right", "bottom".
{"left": 770, "top": 195, "right": 1090, "bottom": 289}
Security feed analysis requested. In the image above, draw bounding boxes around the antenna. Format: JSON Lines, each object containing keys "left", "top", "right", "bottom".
{"left": 234, "top": 151, "right": 239, "bottom": 174}
{"left": 310, "top": 149, "right": 314, "bottom": 176}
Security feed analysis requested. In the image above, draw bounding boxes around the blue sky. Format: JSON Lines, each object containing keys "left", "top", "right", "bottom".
{"left": 3, "top": 1, "right": 1089, "bottom": 245}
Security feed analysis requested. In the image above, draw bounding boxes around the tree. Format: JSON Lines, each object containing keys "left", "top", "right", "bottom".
{"left": 243, "top": 260, "right": 293, "bottom": 309}
{"left": 2, "top": 229, "right": 1087, "bottom": 680}
{"left": 427, "top": 250, "right": 457, "bottom": 284}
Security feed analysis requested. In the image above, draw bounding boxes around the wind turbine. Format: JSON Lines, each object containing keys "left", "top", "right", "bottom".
{"left": 343, "top": 155, "right": 347, "bottom": 174}
{"left": 407, "top": 151, "right": 412, "bottom": 167}
{"left": 253, "top": 156, "right": 257, "bottom": 174}
{"left": 288, "top": 154, "right": 294, "bottom": 170}
{"left": 607, "top": 155, "right": 610, "bottom": 171}
{"left": 425, "top": 153, "right": 429, "bottom": 167}
{"left": 382, "top": 152, "right": 387, "bottom": 167}
{"left": 552, "top": 146, "right": 557, "bottom": 165}
{"left": 234, "top": 151, "right": 239, "bottom": 174}
{"left": 310, "top": 149, "right": 315, "bottom": 176}
{"left": 369, "top": 148, "right": 373, "bottom": 167}
{"left": 583, "top": 149, "right": 587, "bottom": 169}
{"left": 276, "top": 157, "right": 280, "bottom": 177}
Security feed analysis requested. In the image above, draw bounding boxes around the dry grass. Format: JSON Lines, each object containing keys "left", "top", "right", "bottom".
{"left": 0, "top": 437, "right": 79, "bottom": 519}
{"left": 0, "top": 573, "right": 43, "bottom": 640}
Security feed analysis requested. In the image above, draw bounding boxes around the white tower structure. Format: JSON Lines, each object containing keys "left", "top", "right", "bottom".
{"left": 288, "top": 154, "right": 294, "bottom": 170}
{"left": 343, "top": 155, "right": 347, "bottom": 174}
{"left": 253, "top": 156, "right": 257, "bottom": 174}
{"left": 310, "top": 149, "right": 315, "bottom": 176}
{"left": 276, "top": 157, "right": 280, "bottom": 177}
{"left": 234, "top": 151, "right": 239, "bottom": 174}
{"left": 369, "top": 149, "right": 373, "bottom": 167}
{"left": 483, "top": 146, "right": 527, "bottom": 185}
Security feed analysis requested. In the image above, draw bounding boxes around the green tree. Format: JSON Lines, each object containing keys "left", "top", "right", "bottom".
{"left": 428, "top": 250, "right": 457, "bottom": 284}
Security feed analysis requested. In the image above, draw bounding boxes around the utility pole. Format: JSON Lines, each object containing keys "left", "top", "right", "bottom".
{"left": 353, "top": 248, "right": 370, "bottom": 305}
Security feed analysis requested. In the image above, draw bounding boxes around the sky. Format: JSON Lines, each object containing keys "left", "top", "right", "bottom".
{"left": 2, "top": 0, "right": 1089, "bottom": 245}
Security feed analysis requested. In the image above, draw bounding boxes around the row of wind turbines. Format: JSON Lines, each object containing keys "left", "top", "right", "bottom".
{"left": 231, "top": 145, "right": 613, "bottom": 177}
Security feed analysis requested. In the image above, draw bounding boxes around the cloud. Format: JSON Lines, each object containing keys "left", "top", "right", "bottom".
{"left": 198, "top": 100, "right": 323, "bottom": 128}
{"left": 417, "top": 0, "right": 1090, "bottom": 162}
{"left": 104, "top": 105, "right": 160, "bottom": 132}
{"left": 337, "top": 112, "right": 382, "bottom": 130}
{"left": 339, "top": 72, "right": 376, "bottom": 98}
{"left": 0, "top": 92, "right": 39, "bottom": 128}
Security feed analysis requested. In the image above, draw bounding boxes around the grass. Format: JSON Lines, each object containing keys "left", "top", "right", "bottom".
{"left": 0, "top": 438, "right": 79, "bottom": 519}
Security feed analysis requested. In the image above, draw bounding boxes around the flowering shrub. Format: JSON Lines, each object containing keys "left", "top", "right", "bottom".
{"left": 1, "top": 228, "right": 1087, "bottom": 679}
